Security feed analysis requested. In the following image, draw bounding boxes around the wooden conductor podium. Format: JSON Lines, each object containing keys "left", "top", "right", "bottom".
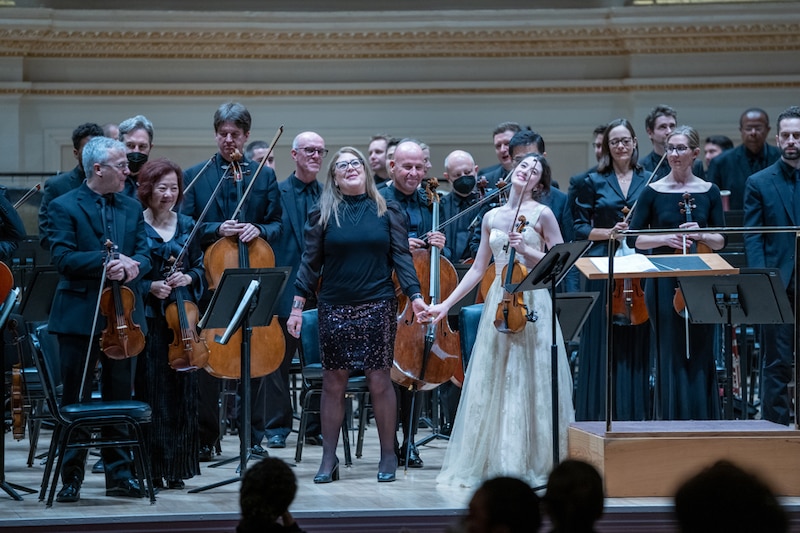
{"left": 569, "top": 254, "right": 800, "bottom": 497}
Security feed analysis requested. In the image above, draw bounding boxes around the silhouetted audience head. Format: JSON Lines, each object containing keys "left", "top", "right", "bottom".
{"left": 238, "top": 457, "right": 303, "bottom": 532}
{"left": 674, "top": 460, "right": 787, "bottom": 533}
{"left": 463, "top": 476, "right": 541, "bottom": 533}
{"left": 543, "top": 459, "right": 604, "bottom": 533}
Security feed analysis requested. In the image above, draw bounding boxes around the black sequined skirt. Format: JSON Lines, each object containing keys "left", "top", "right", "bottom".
{"left": 318, "top": 298, "right": 397, "bottom": 371}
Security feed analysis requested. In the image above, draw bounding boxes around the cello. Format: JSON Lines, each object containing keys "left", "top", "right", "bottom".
{"left": 392, "top": 178, "right": 461, "bottom": 392}
{"left": 201, "top": 131, "right": 285, "bottom": 379}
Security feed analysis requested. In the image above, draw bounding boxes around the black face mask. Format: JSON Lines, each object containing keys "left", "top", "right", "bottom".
{"left": 452, "top": 175, "right": 476, "bottom": 195}
{"left": 127, "top": 152, "right": 148, "bottom": 174}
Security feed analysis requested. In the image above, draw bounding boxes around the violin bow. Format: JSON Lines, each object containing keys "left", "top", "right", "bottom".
{"left": 182, "top": 154, "right": 216, "bottom": 196}
{"left": 619, "top": 150, "right": 668, "bottom": 227}
{"left": 419, "top": 180, "right": 509, "bottom": 245}
{"left": 13, "top": 183, "right": 40, "bottom": 209}
{"left": 231, "top": 124, "right": 284, "bottom": 221}
{"left": 168, "top": 171, "right": 228, "bottom": 279}
{"left": 79, "top": 241, "right": 114, "bottom": 402}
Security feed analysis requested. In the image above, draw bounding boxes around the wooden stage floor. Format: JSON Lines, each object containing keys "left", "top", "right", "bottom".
{"left": 3, "top": 422, "right": 800, "bottom": 532}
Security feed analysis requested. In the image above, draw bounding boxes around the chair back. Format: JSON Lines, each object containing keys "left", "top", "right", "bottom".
{"left": 30, "top": 325, "right": 65, "bottom": 425}
{"left": 299, "top": 309, "right": 321, "bottom": 367}
{"left": 458, "top": 303, "right": 483, "bottom": 372}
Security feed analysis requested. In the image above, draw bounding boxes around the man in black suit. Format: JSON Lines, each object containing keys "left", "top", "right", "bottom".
{"left": 181, "top": 102, "right": 282, "bottom": 460}
{"left": 265, "top": 131, "right": 325, "bottom": 449}
{"left": 743, "top": 105, "right": 800, "bottom": 426}
{"left": 477, "top": 121, "right": 521, "bottom": 188}
{"left": 709, "top": 108, "right": 781, "bottom": 211}
{"left": 47, "top": 136, "right": 151, "bottom": 502}
{"left": 38, "top": 122, "right": 105, "bottom": 249}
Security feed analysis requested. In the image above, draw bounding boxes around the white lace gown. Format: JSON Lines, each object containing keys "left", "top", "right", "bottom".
{"left": 436, "top": 205, "right": 575, "bottom": 489}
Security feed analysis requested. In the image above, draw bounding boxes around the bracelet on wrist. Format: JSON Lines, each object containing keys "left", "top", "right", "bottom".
{"left": 410, "top": 293, "right": 423, "bottom": 302}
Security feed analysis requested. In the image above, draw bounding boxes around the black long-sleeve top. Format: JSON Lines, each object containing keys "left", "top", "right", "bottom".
{"left": 294, "top": 194, "right": 421, "bottom": 306}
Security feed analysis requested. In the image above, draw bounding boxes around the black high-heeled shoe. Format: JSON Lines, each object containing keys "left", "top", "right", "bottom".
{"left": 313, "top": 459, "right": 340, "bottom": 484}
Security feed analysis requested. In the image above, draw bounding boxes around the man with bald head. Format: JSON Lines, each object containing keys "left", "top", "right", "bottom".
{"left": 265, "top": 131, "right": 327, "bottom": 449}
{"left": 441, "top": 150, "right": 481, "bottom": 263}
{"left": 707, "top": 107, "right": 781, "bottom": 210}
{"left": 381, "top": 139, "right": 447, "bottom": 468}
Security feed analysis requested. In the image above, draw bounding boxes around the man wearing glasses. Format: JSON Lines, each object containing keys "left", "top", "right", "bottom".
{"left": 48, "top": 136, "right": 151, "bottom": 502}
{"left": 181, "top": 101, "right": 282, "bottom": 462}
{"left": 266, "top": 131, "right": 327, "bottom": 449}
{"left": 708, "top": 108, "right": 781, "bottom": 211}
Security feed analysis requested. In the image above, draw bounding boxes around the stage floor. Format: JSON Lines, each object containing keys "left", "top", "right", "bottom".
{"left": 2, "top": 421, "right": 800, "bottom": 532}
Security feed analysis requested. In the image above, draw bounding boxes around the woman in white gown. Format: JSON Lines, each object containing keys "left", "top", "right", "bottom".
{"left": 424, "top": 153, "right": 574, "bottom": 489}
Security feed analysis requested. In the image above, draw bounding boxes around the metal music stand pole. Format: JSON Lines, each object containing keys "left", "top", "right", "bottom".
{"left": 189, "top": 267, "right": 288, "bottom": 494}
{"left": 507, "top": 240, "right": 591, "bottom": 470}
{"left": 0, "top": 288, "right": 36, "bottom": 500}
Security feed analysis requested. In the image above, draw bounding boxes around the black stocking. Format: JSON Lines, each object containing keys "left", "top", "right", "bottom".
{"left": 317, "top": 369, "right": 348, "bottom": 474}
{"left": 365, "top": 368, "right": 397, "bottom": 472}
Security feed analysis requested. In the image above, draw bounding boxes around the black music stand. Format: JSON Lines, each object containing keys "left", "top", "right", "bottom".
{"left": 189, "top": 267, "right": 288, "bottom": 494}
{"left": 19, "top": 266, "right": 58, "bottom": 325}
{"left": 506, "top": 240, "right": 591, "bottom": 474}
{"left": 555, "top": 292, "right": 599, "bottom": 344}
{"left": 677, "top": 268, "right": 793, "bottom": 420}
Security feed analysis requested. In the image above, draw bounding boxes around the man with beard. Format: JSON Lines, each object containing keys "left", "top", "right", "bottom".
{"left": 181, "top": 101, "right": 282, "bottom": 461}
{"left": 743, "top": 105, "right": 800, "bottom": 425}
{"left": 118, "top": 115, "right": 155, "bottom": 199}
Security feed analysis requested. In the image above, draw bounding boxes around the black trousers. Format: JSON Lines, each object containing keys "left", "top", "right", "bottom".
{"left": 56, "top": 333, "right": 135, "bottom": 486}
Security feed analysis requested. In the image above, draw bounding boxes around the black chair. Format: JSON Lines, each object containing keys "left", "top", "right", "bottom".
{"left": 32, "top": 326, "right": 156, "bottom": 506}
{"left": 295, "top": 309, "right": 370, "bottom": 465}
{"left": 458, "top": 303, "right": 484, "bottom": 377}
{"left": 18, "top": 322, "right": 60, "bottom": 468}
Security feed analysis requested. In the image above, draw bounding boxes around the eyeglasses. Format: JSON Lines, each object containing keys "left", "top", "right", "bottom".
{"left": 666, "top": 145, "right": 691, "bottom": 154}
{"left": 300, "top": 147, "right": 329, "bottom": 157}
{"left": 100, "top": 162, "right": 129, "bottom": 171}
{"left": 334, "top": 159, "right": 363, "bottom": 171}
{"left": 609, "top": 138, "right": 633, "bottom": 147}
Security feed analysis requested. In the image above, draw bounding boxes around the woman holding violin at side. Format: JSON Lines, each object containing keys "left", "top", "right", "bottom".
{"left": 287, "top": 147, "right": 426, "bottom": 484}
{"left": 629, "top": 125, "right": 725, "bottom": 420}
{"left": 573, "top": 118, "right": 651, "bottom": 421}
{"left": 424, "top": 153, "right": 574, "bottom": 490}
{"left": 134, "top": 159, "right": 205, "bottom": 490}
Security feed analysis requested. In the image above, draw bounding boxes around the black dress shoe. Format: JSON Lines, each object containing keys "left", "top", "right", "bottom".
{"left": 266, "top": 435, "right": 286, "bottom": 449}
{"left": 91, "top": 458, "right": 104, "bottom": 474}
{"left": 106, "top": 478, "right": 144, "bottom": 498}
{"left": 198, "top": 444, "right": 215, "bottom": 462}
{"left": 304, "top": 434, "right": 323, "bottom": 446}
{"left": 56, "top": 480, "right": 81, "bottom": 503}
{"left": 250, "top": 444, "right": 269, "bottom": 457}
{"left": 167, "top": 479, "right": 185, "bottom": 490}
{"left": 398, "top": 445, "right": 424, "bottom": 468}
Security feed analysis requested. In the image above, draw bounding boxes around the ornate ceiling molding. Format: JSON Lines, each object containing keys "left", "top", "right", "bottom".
{"left": 1, "top": 7, "right": 799, "bottom": 60}
{"left": 3, "top": 79, "right": 799, "bottom": 98}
